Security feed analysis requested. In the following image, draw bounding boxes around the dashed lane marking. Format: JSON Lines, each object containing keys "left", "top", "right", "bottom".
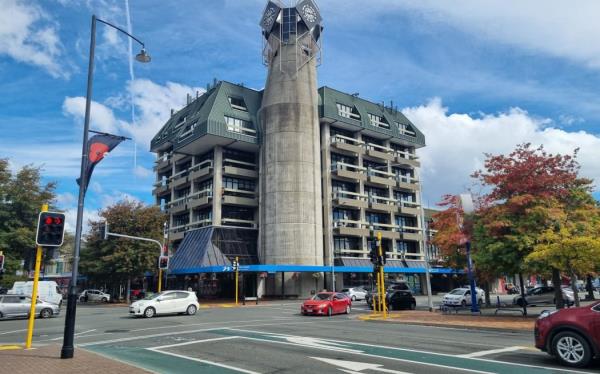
{"left": 459, "top": 346, "right": 528, "bottom": 358}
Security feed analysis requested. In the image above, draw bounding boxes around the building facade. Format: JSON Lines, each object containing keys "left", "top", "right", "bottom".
{"left": 150, "top": 1, "right": 450, "bottom": 297}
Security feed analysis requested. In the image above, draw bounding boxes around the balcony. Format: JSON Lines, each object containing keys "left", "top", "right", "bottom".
{"left": 152, "top": 180, "right": 169, "bottom": 196}
{"left": 366, "top": 168, "right": 396, "bottom": 187}
{"left": 188, "top": 219, "right": 212, "bottom": 230}
{"left": 365, "top": 143, "right": 394, "bottom": 161}
{"left": 222, "top": 189, "right": 258, "bottom": 207}
{"left": 188, "top": 189, "right": 212, "bottom": 209}
{"left": 400, "top": 226, "right": 422, "bottom": 241}
{"left": 167, "top": 197, "right": 187, "bottom": 214}
{"left": 170, "top": 169, "right": 189, "bottom": 189}
{"left": 154, "top": 154, "right": 171, "bottom": 171}
{"left": 221, "top": 218, "right": 257, "bottom": 228}
{"left": 330, "top": 134, "right": 364, "bottom": 155}
{"left": 189, "top": 160, "right": 213, "bottom": 181}
{"left": 397, "top": 175, "right": 419, "bottom": 191}
{"left": 368, "top": 195, "right": 397, "bottom": 213}
{"left": 331, "top": 162, "right": 366, "bottom": 182}
{"left": 223, "top": 159, "right": 258, "bottom": 179}
{"left": 403, "top": 252, "right": 425, "bottom": 260}
{"left": 395, "top": 151, "right": 421, "bottom": 168}
{"left": 332, "top": 191, "right": 368, "bottom": 209}
{"left": 368, "top": 222, "right": 400, "bottom": 240}
{"left": 332, "top": 219, "right": 370, "bottom": 237}
{"left": 398, "top": 200, "right": 420, "bottom": 216}
{"left": 169, "top": 225, "right": 187, "bottom": 241}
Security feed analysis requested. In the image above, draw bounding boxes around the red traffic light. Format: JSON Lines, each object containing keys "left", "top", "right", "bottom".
{"left": 45, "top": 217, "right": 53, "bottom": 225}
{"left": 36, "top": 211, "right": 66, "bottom": 247}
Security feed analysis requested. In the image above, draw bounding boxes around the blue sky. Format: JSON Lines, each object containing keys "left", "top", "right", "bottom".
{"left": 1, "top": 0, "right": 600, "bottom": 230}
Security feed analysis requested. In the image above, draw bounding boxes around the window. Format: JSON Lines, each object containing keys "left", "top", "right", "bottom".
{"left": 366, "top": 212, "right": 389, "bottom": 225}
{"left": 193, "top": 208, "right": 211, "bottom": 222}
{"left": 223, "top": 148, "right": 255, "bottom": 163}
{"left": 173, "top": 214, "right": 189, "bottom": 227}
{"left": 333, "top": 208, "right": 357, "bottom": 221}
{"left": 363, "top": 159, "right": 385, "bottom": 170}
{"left": 362, "top": 135, "right": 382, "bottom": 147}
{"left": 174, "top": 116, "right": 186, "bottom": 129}
{"left": 395, "top": 191, "right": 415, "bottom": 202}
{"left": 195, "top": 179, "right": 212, "bottom": 192}
{"left": 368, "top": 113, "right": 390, "bottom": 129}
{"left": 334, "top": 237, "right": 359, "bottom": 251}
{"left": 228, "top": 97, "right": 248, "bottom": 111}
{"left": 222, "top": 206, "right": 254, "bottom": 221}
{"left": 330, "top": 127, "right": 353, "bottom": 138}
{"left": 395, "top": 215, "right": 417, "bottom": 227}
{"left": 175, "top": 187, "right": 190, "bottom": 199}
{"left": 223, "top": 177, "right": 255, "bottom": 191}
{"left": 336, "top": 103, "right": 361, "bottom": 120}
{"left": 331, "top": 153, "right": 356, "bottom": 166}
{"left": 179, "top": 121, "right": 197, "bottom": 139}
{"left": 332, "top": 180, "right": 356, "bottom": 193}
{"left": 365, "top": 186, "right": 387, "bottom": 197}
{"left": 396, "top": 122, "right": 416, "bottom": 136}
{"left": 397, "top": 240, "right": 418, "bottom": 254}
{"left": 224, "top": 116, "right": 256, "bottom": 136}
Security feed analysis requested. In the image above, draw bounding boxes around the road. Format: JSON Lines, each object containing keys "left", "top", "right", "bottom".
{"left": 1, "top": 301, "right": 598, "bottom": 373}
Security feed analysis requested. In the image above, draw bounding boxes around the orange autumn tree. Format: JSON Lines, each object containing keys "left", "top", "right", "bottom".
{"left": 430, "top": 194, "right": 468, "bottom": 269}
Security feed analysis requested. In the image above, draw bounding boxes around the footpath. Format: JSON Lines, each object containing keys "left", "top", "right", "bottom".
{"left": 0, "top": 344, "right": 150, "bottom": 373}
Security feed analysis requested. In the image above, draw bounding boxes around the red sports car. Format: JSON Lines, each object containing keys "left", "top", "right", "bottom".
{"left": 535, "top": 301, "right": 600, "bottom": 367}
{"left": 301, "top": 292, "right": 351, "bottom": 316}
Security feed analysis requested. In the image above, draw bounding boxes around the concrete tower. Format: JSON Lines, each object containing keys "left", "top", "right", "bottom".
{"left": 258, "top": 0, "right": 324, "bottom": 295}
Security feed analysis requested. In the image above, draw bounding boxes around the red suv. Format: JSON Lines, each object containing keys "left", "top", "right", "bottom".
{"left": 535, "top": 301, "right": 600, "bottom": 367}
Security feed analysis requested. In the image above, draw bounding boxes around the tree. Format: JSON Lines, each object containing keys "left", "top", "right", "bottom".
{"left": 472, "top": 143, "right": 592, "bottom": 309}
{"left": 0, "top": 158, "right": 56, "bottom": 282}
{"left": 80, "top": 200, "right": 166, "bottom": 302}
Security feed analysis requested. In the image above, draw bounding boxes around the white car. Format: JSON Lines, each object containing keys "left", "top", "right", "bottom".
{"left": 79, "top": 289, "right": 111, "bottom": 303}
{"left": 129, "top": 291, "right": 199, "bottom": 318}
{"left": 341, "top": 287, "right": 368, "bottom": 301}
{"left": 442, "top": 287, "right": 484, "bottom": 307}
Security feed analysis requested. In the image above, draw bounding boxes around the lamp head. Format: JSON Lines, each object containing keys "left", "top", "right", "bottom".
{"left": 135, "top": 48, "right": 151, "bottom": 63}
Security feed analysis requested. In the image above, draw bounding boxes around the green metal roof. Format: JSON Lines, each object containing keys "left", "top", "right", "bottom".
{"left": 150, "top": 82, "right": 425, "bottom": 152}
{"left": 150, "top": 81, "right": 262, "bottom": 152}
{"left": 318, "top": 86, "right": 425, "bottom": 147}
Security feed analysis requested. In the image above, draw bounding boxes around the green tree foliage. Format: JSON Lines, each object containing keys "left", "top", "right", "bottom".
{"left": 0, "top": 158, "right": 56, "bottom": 283}
{"left": 80, "top": 200, "right": 166, "bottom": 297}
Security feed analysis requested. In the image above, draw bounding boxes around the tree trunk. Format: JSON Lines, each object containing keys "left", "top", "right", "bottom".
{"left": 552, "top": 268, "right": 564, "bottom": 309}
{"left": 484, "top": 281, "right": 491, "bottom": 307}
{"left": 518, "top": 272, "right": 527, "bottom": 316}
{"left": 570, "top": 270, "right": 580, "bottom": 307}
{"left": 586, "top": 274, "right": 595, "bottom": 301}
{"left": 126, "top": 276, "right": 131, "bottom": 304}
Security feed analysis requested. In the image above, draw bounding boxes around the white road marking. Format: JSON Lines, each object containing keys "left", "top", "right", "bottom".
{"left": 0, "top": 329, "right": 27, "bottom": 335}
{"left": 312, "top": 357, "right": 413, "bottom": 374}
{"left": 147, "top": 348, "right": 261, "bottom": 374}
{"left": 49, "top": 329, "right": 97, "bottom": 341}
{"left": 148, "top": 336, "right": 239, "bottom": 350}
{"left": 459, "top": 346, "right": 527, "bottom": 358}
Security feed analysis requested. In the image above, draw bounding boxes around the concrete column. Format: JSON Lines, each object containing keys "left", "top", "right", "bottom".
{"left": 356, "top": 132, "right": 367, "bottom": 253}
{"left": 321, "top": 122, "right": 334, "bottom": 275}
{"left": 212, "top": 146, "right": 223, "bottom": 226}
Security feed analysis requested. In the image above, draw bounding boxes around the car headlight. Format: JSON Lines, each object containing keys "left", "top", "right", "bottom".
{"left": 539, "top": 310, "right": 558, "bottom": 320}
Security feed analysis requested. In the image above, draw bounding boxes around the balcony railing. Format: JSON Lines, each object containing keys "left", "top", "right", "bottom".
{"left": 331, "top": 162, "right": 366, "bottom": 173}
{"left": 397, "top": 175, "right": 419, "bottom": 184}
{"left": 333, "top": 219, "right": 368, "bottom": 229}
{"left": 188, "top": 188, "right": 213, "bottom": 201}
{"left": 221, "top": 218, "right": 257, "bottom": 228}
{"left": 369, "top": 195, "right": 396, "bottom": 205}
{"left": 331, "top": 134, "right": 364, "bottom": 146}
{"left": 366, "top": 142, "right": 393, "bottom": 154}
{"left": 190, "top": 159, "right": 213, "bottom": 171}
{"left": 188, "top": 219, "right": 212, "bottom": 229}
{"left": 222, "top": 188, "right": 256, "bottom": 197}
{"left": 395, "top": 150, "right": 419, "bottom": 160}
{"left": 169, "top": 224, "right": 188, "bottom": 233}
{"left": 166, "top": 196, "right": 187, "bottom": 209}
{"left": 333, "top": 190, "right": 367, "bottom": 201}
{"left": 153, "top": 179, "right": 168, "bottom": 188}
{"left": 223, "top": 158, "right": 256, "bottom": 170}
{"left": 400, "top": 225, "right": 422, "bottom": 234}
{"left": 367, "top": 168, "right": 395, "bottom": 178}
{"left": 368, "top": 222, "right": 398, "bottom": 231}
{"left": 170, "top": 168, "right": 189, "bottom": 181}
{"left": 398, "top": 200, "right": 420, "bottom": 209}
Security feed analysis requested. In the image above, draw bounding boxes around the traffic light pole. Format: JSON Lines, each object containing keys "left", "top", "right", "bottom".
{"left": 235, "top": 256, "right": 239, "bottom": 306}
{"left": 26, "top": 203, "right": 48, "bottom": 349}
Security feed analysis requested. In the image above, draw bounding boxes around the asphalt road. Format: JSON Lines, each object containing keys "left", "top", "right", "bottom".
{"left": 1, "top": 301, "right": 598, "bottom": 373}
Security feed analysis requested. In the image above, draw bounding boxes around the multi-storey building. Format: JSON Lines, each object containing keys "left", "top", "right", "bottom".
{"left": 150, "top": 0, "right": 453, "bottom": 298}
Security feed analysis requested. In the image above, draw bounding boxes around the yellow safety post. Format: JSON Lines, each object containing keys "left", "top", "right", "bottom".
{"left": 235, "top": 256, "right": 239, "bottom": 306}
{"left": 158, "top": 268, "right": 162, "bottom": 293}
{"left": 26, "top": 203, "right": 47, "bottom": 349}
{"left": 377, "top": 232, "right": 387, "bottom": 318}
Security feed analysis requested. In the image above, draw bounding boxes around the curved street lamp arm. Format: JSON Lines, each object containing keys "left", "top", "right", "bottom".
{"left": 96, "top": 16, "right": 145, "bottom": 48}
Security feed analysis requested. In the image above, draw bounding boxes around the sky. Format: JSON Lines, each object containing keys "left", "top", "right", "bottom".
{"left": 1, "top": 0, "right": 600, "bottom": 232}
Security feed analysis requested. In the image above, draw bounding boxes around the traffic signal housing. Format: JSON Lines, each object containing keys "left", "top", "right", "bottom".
{"left": 158, "top": 255, "right": 169, "bottom": 270}
{"left": 0, "top": 253, "right": 5, "bottom": 272}
{"left": 36, "top": 212, "right": 66, "bottom": 246}
{"left": 232, "top": 258, "right": 239, "bottom": 271}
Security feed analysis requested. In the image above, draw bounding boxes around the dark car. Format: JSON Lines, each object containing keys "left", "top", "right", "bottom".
{"left": 534, "top": 301, "right": 600, "bottom": 367}
{"left": 366, "top": 282, "right": 412, "bottom": 309}
{"left": 386, "top": 290, "right": 416, "bottom": 310}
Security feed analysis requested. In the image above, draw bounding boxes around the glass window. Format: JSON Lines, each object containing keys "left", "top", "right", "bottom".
{"left": 333, "top": 208, "right": 357, "bottom": 221}
{"left": 228, "top": 97, "right": 247, "bottom": 111}
{"left": 368, "top": 113, "right": 390, "bottom": 129}
{"left": 396, "top": 122, "right": 416, "bottom": 136}
{"left": 160, "top": 292, "right": 177, "bottom": 300}
{"left": 336, "top": 103, "right": 361, "bottom": 120}
{"left": 332, "top": 180, "right": 356, "bottom": 193}
{"left": 223, "top": 177, "right": 255, "bottom": 191}
{"left": 334, "top": 236, "right": 359, "bottom": 250}
{"left": 331, "top": 153, "right": 356, "bottom": 166}
{"left": 222, "top": 206, "right": 254, "bottom": 221}
{"left": 366, "top": 212, "right": 389, "bottom": 224}
{"left": 395, "top": 216, "right": 417, "bottom": 227}
{"left": 224, "top": 116, "right": 255, "bottom": 136}
{"left": 175, "top": 292, "right": 190, "bottom": 299}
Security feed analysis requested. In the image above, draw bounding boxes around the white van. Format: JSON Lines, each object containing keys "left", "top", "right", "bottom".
{"left": 9, "top": 281, "right": 63, "bottom": 306}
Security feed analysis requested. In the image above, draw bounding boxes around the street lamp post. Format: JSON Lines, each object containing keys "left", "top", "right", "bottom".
{"left": 60, "top": 15, "right": 150, "bottom": 360}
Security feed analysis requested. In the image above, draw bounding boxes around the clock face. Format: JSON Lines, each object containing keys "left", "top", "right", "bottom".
{"left": 263, "top": 7, "right": 277, "bottom": 28}
{"left": 302, "top": 5, "right": 317, "bottom": 23}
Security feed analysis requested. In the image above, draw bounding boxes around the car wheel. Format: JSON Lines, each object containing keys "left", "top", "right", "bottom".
{"left": 478, "top": 299, "right": 483, "bottom": 307}
{"left": 102, "top": 297, "right": 108, "bottom": 303}
{"left": 345, "top": 305, "right": 351, "bottom": 314}
{"left": 552, "top": 331, "right": 592, "bottom": 368}
{"left": 39, "top": 308, "right": 52, "bottom": 319}
{"left": 351, "top": 295, "right": 356, "bottom": 301}
{"left": 410, "top": 301, "right": 416, "bottom": 310}
{"left": 144, "top": 307, "right": 156, "bottom": 318}
{"left": 186, "top": 304, "right": 197, "bottom": 315}
{"left": 0, "top": 312, "right": 4, "bottom": 319}
{"left": 327, "top": 306, "right": 333, "bottom": 317}
{"left": 461, "top": 300, "right": 467, "bottom": 307}
{"left": 59, "top": 300, "right": 63, "bottom": 308}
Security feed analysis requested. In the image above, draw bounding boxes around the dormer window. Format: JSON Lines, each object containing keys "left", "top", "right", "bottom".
{"left": 174, "top": 116, "right": 186, "bottom": 129}
{"left": 368, "top": 114, "right": 390, "bottom": 129}
{"left": 228, "top": 97, "right": 248, "bottom": 112}
{"left": 224, "top": 116, "right": 256, "bottom": 137}
{"left": 396, "top": 122, "right": 416, "bottom": 136}
{"left": 336, "top": 103, "right": 361, "bottom": 121}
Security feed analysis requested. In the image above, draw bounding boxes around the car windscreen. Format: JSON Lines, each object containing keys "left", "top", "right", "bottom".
{"left": 143, "top": 292, "right": 162, "bottom": 300}
{"left": 312, "top": 293, "right": 331, "bottom": 301}
{"left": 449, "top": 289, "right": 465, "bottom": 295}
{"left": 340, "top": 289, "right": 349, "bottom": 292}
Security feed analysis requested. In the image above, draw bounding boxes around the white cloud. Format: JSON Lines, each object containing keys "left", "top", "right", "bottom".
{"left": 62, "top": 96, "right": 126, "bottom": 135}
{"left": 54, "top": 192, "right": 76, "bottom": 208}
{"left": 384, "top": 1, "right": 600, "bottom": 69}
{"left": 403, "top": 98, "right": 600, "bottom": 206}
{"left": 63, "top": 206, "right": 100, "bottom": 234}
{"left": 101, "top": 190, "right": 139, "bottom": 208}
{"left": 133, "top": 165, "right": 152, "bottom": 178}
{"left": 0, "top": 0, "right": 67, "bottom": 78}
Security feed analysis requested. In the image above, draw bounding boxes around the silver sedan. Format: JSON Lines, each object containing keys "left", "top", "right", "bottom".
{"left": 0, "top": 294, "right": 60, "bottom": 319}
